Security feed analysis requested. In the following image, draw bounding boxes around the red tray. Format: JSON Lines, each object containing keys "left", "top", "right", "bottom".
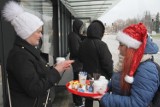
{"left": 66, "top": 80, "right": 101, "bottom": 97}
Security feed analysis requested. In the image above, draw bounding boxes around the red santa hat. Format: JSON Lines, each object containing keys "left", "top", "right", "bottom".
{"left": 116, "top": 23, "right": 147, "bottom": 84}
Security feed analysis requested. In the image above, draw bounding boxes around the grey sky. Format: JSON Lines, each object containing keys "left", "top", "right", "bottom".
{"left": 99, "top": 0, "right": 160, "bottom": 25}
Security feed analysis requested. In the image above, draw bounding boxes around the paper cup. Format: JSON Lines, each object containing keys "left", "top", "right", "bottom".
{"left": 93, "top": 79, "right": 108, "bottom": 94}
{"left": 93, "top": 80, "right": 101, "bottom": 93}
{"left": 56, "top": 57, "right": 65, "bottom": 64}
{"left": 79, "top": 74, "right": 87, "bottom": 85}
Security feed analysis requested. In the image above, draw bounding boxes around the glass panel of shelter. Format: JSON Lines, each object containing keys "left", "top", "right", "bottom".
{"left": 20, "top": 0, "right": 54, "bottom": 65}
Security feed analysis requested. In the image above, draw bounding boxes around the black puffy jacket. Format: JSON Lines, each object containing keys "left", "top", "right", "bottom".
{"left": 78, "top": 20, "right": 113, "bottom": 79}
{"left": 6, "top": 37, "right": 60, "bottom": 107}
{"left": 68, "top": 19, "right": 83, "bottom": 60}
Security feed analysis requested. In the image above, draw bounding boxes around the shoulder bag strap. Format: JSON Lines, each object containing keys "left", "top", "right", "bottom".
{"left": 44, "top": 89, "right": 50, "bottom": 107}
{"left": 7, "top": 76, "right": 12, "bottom": 107}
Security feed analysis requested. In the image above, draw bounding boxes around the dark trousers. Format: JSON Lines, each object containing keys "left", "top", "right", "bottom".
{"left": 85, "top": 98, "right": 93, "bottom": 107}
{"left": 85, "top": 98, "right": 102, "bottom": 107}
{"left": 72, "top": 64, "right": 83, "bottom": 106}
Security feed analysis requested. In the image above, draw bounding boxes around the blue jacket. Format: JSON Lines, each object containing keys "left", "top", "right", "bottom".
{"left": 100, "top": 37, "right": 159, "bottom": 107}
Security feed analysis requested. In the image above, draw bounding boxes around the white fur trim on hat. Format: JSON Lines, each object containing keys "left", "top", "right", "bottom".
{"left": 124, "top": 75, "right": 134, "bottom": 84}
{"left": 116, "top": 32, "right": 142, "bottom": 49}
{"left": 2, "top": 1, "right": 43, "bottom": 39}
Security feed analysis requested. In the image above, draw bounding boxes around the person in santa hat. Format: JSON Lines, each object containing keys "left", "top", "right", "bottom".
{"left": 97, "top": 23, "right": 159, "bottom": 107}
{"left": 2, "top": 1, "right": 74, "bottom": 107}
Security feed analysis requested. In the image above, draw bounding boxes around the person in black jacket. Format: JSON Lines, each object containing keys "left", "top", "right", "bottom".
{"left": 68, "top": 19, "right": 84, "bottom": 107}
{"left": 78, "top": 20, "right": 113, "bottom": 107}
{"left": 2, "top": 1, "right": 73, "bottom": 107}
